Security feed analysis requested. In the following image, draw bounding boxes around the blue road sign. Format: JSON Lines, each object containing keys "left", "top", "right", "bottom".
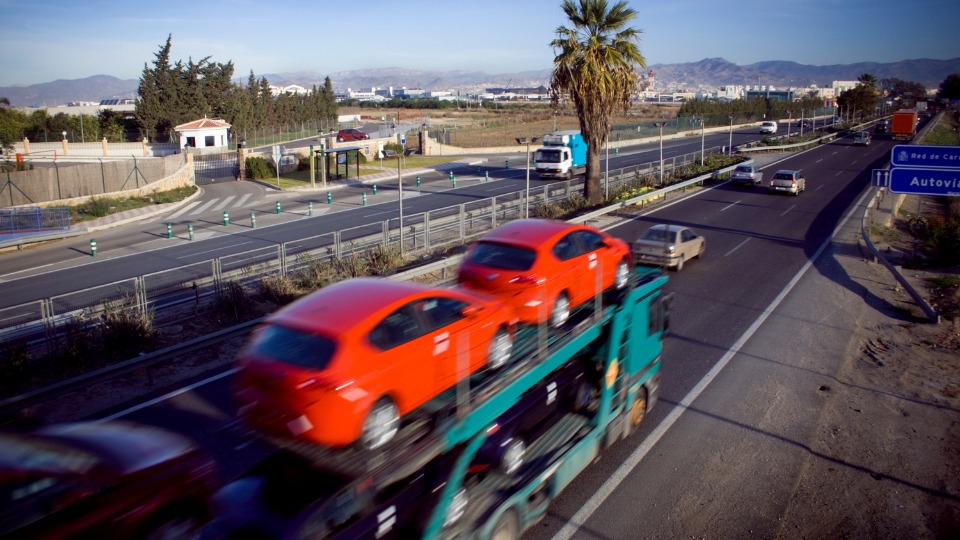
{"left": 872, "top": 169, "right": 889, "bottom": 187}
{"left": 890, "top": 145, "right": 960, "bottom": 169}
{"left": 889, "top": 167, "right": 960, "bottom": 196}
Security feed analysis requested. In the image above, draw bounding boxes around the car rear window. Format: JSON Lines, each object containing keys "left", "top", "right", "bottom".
{"left": 467, "top": 242, "right": 536, "bottom": 271}
{"left": 773, "top": 173, "right": 793, "bottom": 180}
{"left": 640, "top": 228, "right": 672, "bottom": 242}
{"left": 735, "top": 166, "right": 752, "bottom": 173}
{"left": 248, "top": 325, "right": 337, "bottom": 370}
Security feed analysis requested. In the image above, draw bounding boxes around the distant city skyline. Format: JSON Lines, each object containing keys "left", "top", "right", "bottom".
{"left": 1, "top": 0, "right": 958, "bottom": 88}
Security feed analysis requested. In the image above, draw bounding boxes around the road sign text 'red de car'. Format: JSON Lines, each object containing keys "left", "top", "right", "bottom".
{"left": 890, "top": 145, "right": 960, "bottom": 169}
{"left": 889, "top": 167, "right": 960, "bottom": 196}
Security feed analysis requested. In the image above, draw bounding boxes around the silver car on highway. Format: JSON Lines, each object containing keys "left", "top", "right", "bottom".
{"left": 632, "top": 224, "right": 705, "bottom": 272}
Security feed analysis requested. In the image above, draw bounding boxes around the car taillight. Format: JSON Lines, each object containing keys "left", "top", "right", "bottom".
{"left": 791, "top": 180, "right": 797, "bottom": 186}
{"left": 663, "top": 246, "right": 676, "bottom": 255}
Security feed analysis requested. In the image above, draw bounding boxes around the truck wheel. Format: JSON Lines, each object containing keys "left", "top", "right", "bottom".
{"left": 629, "top": 388, "right": 648, "bottom": 428}
{"left": 550, "top": 292, "right": 570, "bottom": 328}
{"left": 360, "top": 397, "right": 399, "bottom": 450}
{"left": 491, "top": 509, "right": 520, "bottom": 540}
{"left": 487, "top": 327, "right": 513, "bottom": 370}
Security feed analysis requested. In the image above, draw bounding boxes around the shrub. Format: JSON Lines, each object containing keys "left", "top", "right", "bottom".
{"left": 78, "top": 197, "right": 112, "bottom": 218}
{"left": 99, "top": 294, "right": 155, "bottom": 353}
{"left": 214, "top": 280, "right": 252, "bottom": 323}
{"left": 259, "top": 274, "right": 299, "bottom": 305}
{"left": 365, "top": 244, "right": 404, "bottom": 275}
{"left": 245, "top": 156, "right": 275, "bottom": 180}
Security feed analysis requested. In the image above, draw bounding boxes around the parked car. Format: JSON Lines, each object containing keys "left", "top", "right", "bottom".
{"left": 336, "top": 129, "right": 369, "bottom": 142}
{"left": 235, "top": 278, "right": 518, "bottom": 450}
{"left": 729, "top": 164, "right": 763, "bottom": 186}
{"left": 853, "top": 131, "right": 872, "bottom": 146}
{"left": 456, "top": 219, "right": 631, "bottom": 328}
{"left": 0, "top": 421, "right": 217, "bottom": 539}
{"left": 631, "top": 224, "right": 705, "bottom": 272}
{"left": 759, "top": 121, "right": 778, "bottom": 134}
{"left": 768, "top": 169, "right": 806, "bottom": 196}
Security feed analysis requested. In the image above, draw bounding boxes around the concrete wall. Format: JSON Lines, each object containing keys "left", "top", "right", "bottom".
{"left": 11, "top": 139, "right": 181, "bottom": 158}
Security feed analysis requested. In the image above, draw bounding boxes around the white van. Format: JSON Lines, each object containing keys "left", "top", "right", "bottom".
{"left": 759, "top": 121, "right": 778, "bottom": 134}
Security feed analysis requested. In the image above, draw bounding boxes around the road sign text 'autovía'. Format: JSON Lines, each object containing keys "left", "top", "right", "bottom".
{"left": 889, "top": 167, "right": 960, "bottom": 196}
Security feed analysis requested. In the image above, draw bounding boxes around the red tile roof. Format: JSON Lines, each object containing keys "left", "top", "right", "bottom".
{"left": 174, "top": 117, "right": 232, "bottom": 131}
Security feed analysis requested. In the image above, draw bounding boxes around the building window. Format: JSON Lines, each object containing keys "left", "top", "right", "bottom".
{"left": 205, "top": 135, "right": 215, "bottom": 147}
{"left": 185, "top": 136, "right": 196, "bottom": 148}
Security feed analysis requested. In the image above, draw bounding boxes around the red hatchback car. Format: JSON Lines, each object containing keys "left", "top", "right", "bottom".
{"left": 235, "top": 278, "right": 518, "bottom": 450}
{"left": 457, "top": 219, "right": 631, "bottom": 327}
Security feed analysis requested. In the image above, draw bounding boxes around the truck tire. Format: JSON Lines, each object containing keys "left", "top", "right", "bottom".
{"left": 491, "top": 509, "right": 520, "bottom": 540}
{"left": 623, "top": 387, "right": 649, "bottom": 439}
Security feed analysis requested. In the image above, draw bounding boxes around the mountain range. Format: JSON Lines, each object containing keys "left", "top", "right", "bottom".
{"left": 4, "top": 57, "right": 958, "bottom": 108}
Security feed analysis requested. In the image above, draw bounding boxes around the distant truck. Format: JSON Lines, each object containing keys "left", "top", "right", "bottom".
{"left": 891, "top": 109, "right": 919, "bottom": 141}
{"left": 535, "top": 130, "right": 587, "bottom": 180}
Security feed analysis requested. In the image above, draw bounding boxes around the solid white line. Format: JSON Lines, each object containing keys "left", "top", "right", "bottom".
{"left": 720, "top": 200, "right": 740, "bottom": 212}
{"left": 96, "top": 368, "right": 240, "bottom": 423}
{"left": 724, "top": 237, "right": 750, "bottom": 257}
{"left": 551, "top": 185, "right": 876, "bottom": 540}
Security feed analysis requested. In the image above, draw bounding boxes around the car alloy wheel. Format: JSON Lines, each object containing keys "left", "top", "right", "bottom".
{"left": 361, "top": 397, "right": 399, "bottom": 450}
{"left": 501, "top": 437, "right": 526, "bottom": 475}
{"left": 550, "top": 293, "right": 570, "bottom": 328}
{"left": 487, "top": 327, "right": 514, "bottom": 370}
{"left": 614, "top": 259, "right": 629, "bottom": 290}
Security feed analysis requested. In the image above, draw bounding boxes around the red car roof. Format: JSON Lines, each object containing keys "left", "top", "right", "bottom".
{"left": 474, "top": 219, "right": 586, "bottom": 249}
{"left": 267, "top": 278, "right": 471, "bottom": 336}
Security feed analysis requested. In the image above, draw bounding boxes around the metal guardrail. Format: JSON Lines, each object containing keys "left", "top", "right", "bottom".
{"left": 0, "top": 147, "right": 729, "bottom": 349}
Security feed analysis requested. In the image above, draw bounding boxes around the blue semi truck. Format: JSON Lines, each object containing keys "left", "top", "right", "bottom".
{"left": 207, "top": 267, "right": 670, "bottom": 539}
{"left": 535, "top": 130, "right": 588, "bottom": 180}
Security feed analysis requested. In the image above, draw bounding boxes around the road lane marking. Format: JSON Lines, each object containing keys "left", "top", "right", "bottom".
{"left": 175, "top": 241, "right": 254, "bottom": 259}
{"left": 96, "top": 368, "right": 240, "bottom": 423}
{"left": 165, "top": 201, "right": 201, "bottom": 219}
{"left": 236, "top": 193, "right": 252, "bottom": 208}
{"left": 191, "top": 199, "right": 218, "bottom": 215}
{"left": 779, "top": 204, "right": 796, "bottom": 217}
{"left": 724, "top": 237, "right": 751, "bottom": 257}
{"left": 212, "top": 196, "right": 236, "bottom": 211}
{"left": 720, "top": 200, "right": 741, "bottom": 212}
{"left": 551, "top": 185, "right": 876, "bottom": 540}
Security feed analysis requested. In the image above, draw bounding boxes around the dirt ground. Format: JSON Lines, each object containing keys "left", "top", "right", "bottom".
{"left": 776, "top": 192, "right": 960, "bottom": 538}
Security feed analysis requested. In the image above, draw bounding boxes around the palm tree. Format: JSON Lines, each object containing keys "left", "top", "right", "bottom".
{"left": 550, "top": 0, "right": 645, "bottom": 204}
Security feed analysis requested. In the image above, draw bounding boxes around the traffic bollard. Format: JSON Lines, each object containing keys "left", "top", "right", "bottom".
{"left": 615, "top": 148, "right": 619, "bottom": 156}
{"left": 308, "top": 202, "right": 313, "bottom": 216}
{"left": 223, "top": 211, "right": 230, "bottom": 226}
{"left": 416, "top": 176, "right": 421, "bottom": 187}
{"left": 373, "top": 184, "right": 378, "bottom": 195}
{"left": 251, "top": 212, "right": 257, "bottom": 228}
{"left": 90, "top": 238, "right": 97, "bottom": 256}
{"left": 327, "top": 191, "right": 332, "bottom": 204}
{"left": 362, "top": 192, "right": 367, "bottom": 206}
{"left": 166, "top": 222, "right": 172, "bottom": 239}
{"left": 505, "top": 160, "right": 509, "bottom": 170}
{"left": 188, "top": 223, "right": 194, "bottom": 241}
{"left": 449, "top": 171, "right": 454, "bottom": 182}
{"left": 485, "top": 171, "right": 489, "bottom": 182}
{"left": 452, "top": 177, "right": 457, "bottom": 188}
{"left": 276, "top": 200, "right": 281, "bottom": 214}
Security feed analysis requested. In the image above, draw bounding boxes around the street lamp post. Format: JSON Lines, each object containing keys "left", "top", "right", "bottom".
{"left": 699, "top": 118, "right": 705, "bottom": 166}
{"left": 516, "top": 137, "right": 540, "bottom": 218}
{"left": 398, "top": 151, "right": 403, "bottom": 255}
{"left": 787, "top": 112, "right": 792, "bottom": 138}
{"left": 654, "top": 122, "right": 666, "bottom": 185}
{"left": 727, "top": 116, "right": 734, "bottom": 155}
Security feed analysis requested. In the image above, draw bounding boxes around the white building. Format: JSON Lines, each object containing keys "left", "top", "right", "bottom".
{"left": 174, "top": 117, "right": 232, "bottom": 150}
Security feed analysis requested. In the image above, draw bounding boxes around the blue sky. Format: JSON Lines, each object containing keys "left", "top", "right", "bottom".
{"left": 1, "top": 0, "right": 958, "bottom": 87}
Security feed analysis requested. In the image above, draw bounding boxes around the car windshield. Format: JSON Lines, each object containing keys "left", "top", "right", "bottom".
{"left": 467, "top": 242, "right": 537, "bottom": 271}
{"left": 248, "top": 325, "right": 337, "bottom": 370}
{"left": 640, "top": 228, "right": 673, "bottom": 243}
{"left": 535, "top": 149, "right": 563, "bottom": 163}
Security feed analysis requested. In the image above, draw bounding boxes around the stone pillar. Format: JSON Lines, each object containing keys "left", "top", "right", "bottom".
{"left": 22, "top": 137, "right": 30, "bottom": 155}
{"left": 102, "top": 138, "right": 109, "bottom": 156}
